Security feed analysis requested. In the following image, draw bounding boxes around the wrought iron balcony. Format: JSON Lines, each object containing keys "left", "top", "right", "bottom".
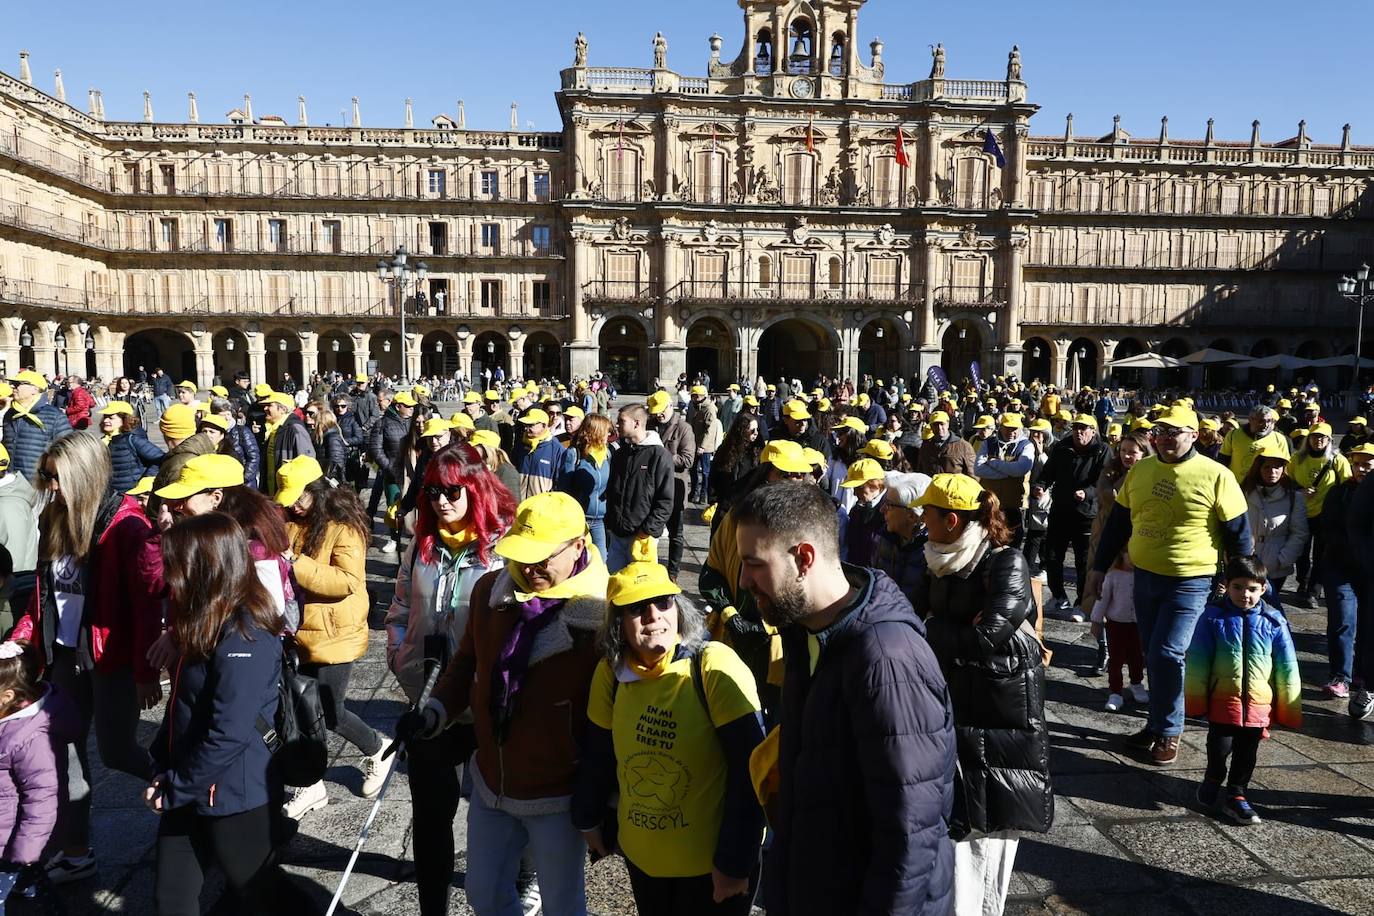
{"left": 669, "top": 279, "right": 923, "bottom": 304}
{"left": 934, "top": 286, "right": 1009, "bottom": 309}
{"left": 583, "top": 280, "right": 658, "bottom": 302}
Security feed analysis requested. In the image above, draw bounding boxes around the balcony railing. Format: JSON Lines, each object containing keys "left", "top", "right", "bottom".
{"left": 1027, "top": 137, "right": 1374, "bottom": 170}
{"left": 583, "top": 280, "right": 657, "bottom": 302}
{"left": 934, "top": 286, "right": 1009, "bottom": 309}
{"left": 1025, "top": 245, "right": 1332, "bottom": 273}
{"left": 1020, "top": 299, "right": 1353, "bottom": 330}
{"left": 1030, "top": 190, "right": 1363, "bottom": 220}
{"left": 670, "top": 280, "right": 923, "bottom": 303}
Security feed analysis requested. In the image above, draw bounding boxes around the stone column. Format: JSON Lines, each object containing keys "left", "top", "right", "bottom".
{"left": 193, "top": 334, "right": 215, "bottom": 389}
{"left": 352, "top": 331, "right": 372, "bottom": 377}
{"left": 1051, "top": 335, "right": 1072, "bottom": 389}
{"left": 1010, "top": 125, "right": 1029, "bottom": 208}
{"left": 1000, "top": 238, "right": 1026, "bottom": 377}
{"left": 299, "top": 331, "right": 319, "bottom": 380}
{"left": 0, "top": 317, "right": 22, "bottom": 377}
{"left": 60, "top": 323, "right": 85, "bottom": 380}
{"left": 657, "top": 233, "right": 686, "bottom": 382}
{"left": 739, "top": 322, "right": 757, "bottom": 385}
{"left": 403, "top": 335, "right": 422, "bottom": 383}
{"left": 247, "top": 339, "right": 268, "bottom": 387}
{"left": 659, "top": 116, "right": 679, "bottom": 201}
{"left": 571, "top": 115, "right": 589, "bottom": 198}
{"left": 922, "top": 124, "right": 940, "bottom": 206}
{"left": 508, "top": 334, "right": 525, "bottom": 381}
{"left": 35, "top": 321, "right": 61, "bottom": 377}
{"left": 456, "top": 336, "right": 473, "bottom": 384}
{"left": 93, "top": 327, "right": 125, "bottom": 382}
{"left": 568, "top": 230, "right": 598, "bottom": 379}
{"left": 917, "top": 239, "right": 942, "bottom": 373}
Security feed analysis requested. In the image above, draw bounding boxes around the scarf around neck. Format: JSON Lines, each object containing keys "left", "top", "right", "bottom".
{"left": 924, "top": 521, "right": 992, "bottom": 578}
{"left": 624, "top": 637, "right": 680, "bottom": 682}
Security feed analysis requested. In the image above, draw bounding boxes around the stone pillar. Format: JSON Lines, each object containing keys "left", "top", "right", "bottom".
{"left": 352, "top": 331, "right": 372, "bottom": 377}
{"left": 456, "top": 337, "right": 473, "bottom": 384}
{"left": 918, "top": 239, "right": 941, "bottom": 372}
{"left": 193, "top": 335, "right": 215, "bottom": 389}
{"left": 247, "top": 341, "right": 268, "bottom": 387}
{"left": 922, "top": 124, "right": 940, "bottom": 206}
{"left": 35, "top": 321, "right": 60, "bottom": 377}
{"left": 94, "top": 327, "right": 125, "bottom": 382}
{"left": 657, "top": 233, "right": 686, "bottom": 382}
{"left": 839, "top": 326, "right": 861, "bottom": 384}
{"left": 1051, "top": 335, "right": 1072, "bottom": 389}
{"left": 299, "top": 332, "right": 319, "bottom": 381}
{"left": 571, "top": 115, "right": 589, "bottom": 198}
{"left": 0, "top": 317, "right": 22, "bottom": 377}
{"left": 508, "top": 335, "right": 525, "bottom": 382}
{"left": 659, "top": 116, "right": 679, "bottom": 201}
{"left": 739, "top": 323, "right": 757, "bottom": 386}
{"left": 1001, "top": 238, "right": 1026, "bottom": 378}
{"left": 568, "top": 230, "right": 598, "bottom": 379}
{"left": 403, "top": 335, "right": 421, "bottom": 383}
{"left": 60, "top": 323, "right": 84, "bottom": 380}
{"left": 1010, "top": 125, "right": 1029, "bottom": 208}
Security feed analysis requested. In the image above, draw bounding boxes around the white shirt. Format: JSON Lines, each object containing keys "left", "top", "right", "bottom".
{"left": 52, "top": 553, "right": 85, "bottom": 647}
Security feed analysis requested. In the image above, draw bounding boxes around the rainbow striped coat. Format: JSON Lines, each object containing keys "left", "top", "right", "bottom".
{"left": 1185, "top": 598, "right": 1303, "bottom": 733}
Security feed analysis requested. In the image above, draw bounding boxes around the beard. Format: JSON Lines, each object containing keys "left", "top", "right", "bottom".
{"left": 753, "top": 576, "right": 810, "bottom": 628}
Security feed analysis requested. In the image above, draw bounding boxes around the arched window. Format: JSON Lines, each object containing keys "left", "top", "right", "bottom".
{"left": 755, "top": 29, "right": 774, "bottom": 75}
{"left": 788, "top": 19, "right": 814, "bottom": 74}
{"left": 829, "top": 34, "right": 846, "bottom": 76}
{"left": 757, "top": 255, "right": 772, "bottom": 290}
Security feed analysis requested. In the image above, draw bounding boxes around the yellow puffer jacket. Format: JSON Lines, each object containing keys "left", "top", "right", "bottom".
{"left": 287, "top": 520, "right": 369, "bottom": 665}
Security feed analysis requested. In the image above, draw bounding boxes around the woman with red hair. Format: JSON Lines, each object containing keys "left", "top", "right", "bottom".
{"left": 384, "top": 442, "right": 514, "bottom": 916}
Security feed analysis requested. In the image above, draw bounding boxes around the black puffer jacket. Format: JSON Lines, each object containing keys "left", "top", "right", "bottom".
{"left": 367, "top": 407, "right": 409, "bottom": 469}
{"left": 921, "top": 542, "right": 1053, "bottom": 838}
{"left": 1036, "top": 435, "right": 1109, "bottom": 521}
{"left": 604, "top": 434, "right": 673, "bottom": 538}
{"left": 766, "top": 566, "right": 955, "bottom": 916}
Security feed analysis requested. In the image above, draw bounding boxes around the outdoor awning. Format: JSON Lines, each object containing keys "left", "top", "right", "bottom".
{"left": 1109, "top": 352, "right": 1187, "bottom": 369}
{"left": 1232, "top": 354, "right": 1319, "bottom": 371}
{"left": 1308, "top": 355, "right": 1374, "bottom": 369}
{"left": 1181, "top": 348, "right": 1253, "bottom": 365}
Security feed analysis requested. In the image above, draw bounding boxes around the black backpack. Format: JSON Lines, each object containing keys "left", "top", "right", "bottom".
{"left": 257, "top": 642, "right": 329, "bottom": 788}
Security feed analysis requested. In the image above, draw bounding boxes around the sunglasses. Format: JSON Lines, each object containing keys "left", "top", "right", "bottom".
{"left": 622, "top": 597, "right": 676, "bottom": 616}
{"left": 305, "top": 410, "right": 319, "bottom": 418}
{"left": 38, "top": 468, "right": 59, "bottom": 483}
{"left": 423, "top": 484, "right": 466, "bottom": 503}
{"left": 334, "top": 404, "right": 348, "bottom": 410}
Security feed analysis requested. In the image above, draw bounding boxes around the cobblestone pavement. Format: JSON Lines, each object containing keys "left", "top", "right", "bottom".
{"left": 29, "top": 480, "right": 1374, "bottom": 915}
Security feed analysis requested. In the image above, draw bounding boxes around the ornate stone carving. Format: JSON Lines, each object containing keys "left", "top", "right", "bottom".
{"left": 960, "top": 224, "right": 979, "bottom": 247}
{"left": 574, "top": 33, "right": 588, "bottom": 68}
{"left": 789, "top": 217, "right": 811, "bottom": 245}
{"left": 611, "top": 217, "right": 631, "bottom": 241}
{"left": 877, "top": 224, "right": 896, "bottom": 246}
{"left": 820, "top": 167, "right": 840, "bottom": 205}
{"left": 653, "top": 32, "right": 668, "bottom": 70}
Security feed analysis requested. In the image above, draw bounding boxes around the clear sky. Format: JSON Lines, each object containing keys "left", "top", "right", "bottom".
{"left": 10, "top": 0, "right": 1370, "bottom": 145}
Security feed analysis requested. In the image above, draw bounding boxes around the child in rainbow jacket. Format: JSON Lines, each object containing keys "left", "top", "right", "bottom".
{"left": 1185, "top": 555, "right": 1302, "bottom": 825}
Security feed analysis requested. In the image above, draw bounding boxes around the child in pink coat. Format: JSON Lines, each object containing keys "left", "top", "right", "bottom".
{"left": 1090, "top": 552, "right": 1148, "bottom": 712}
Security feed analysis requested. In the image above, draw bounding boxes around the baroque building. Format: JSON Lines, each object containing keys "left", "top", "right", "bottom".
{"left": 2, "top": 0, "right": 1372, "bottom": 392}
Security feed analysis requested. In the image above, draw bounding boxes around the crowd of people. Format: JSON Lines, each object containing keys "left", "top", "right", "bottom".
{"left": 0, "top": 359, "right": 1370, "bottom": 915}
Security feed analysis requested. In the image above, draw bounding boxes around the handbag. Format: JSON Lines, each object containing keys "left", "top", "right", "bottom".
{"left": 257, "top": 641, "right": 329, "bottom": 788}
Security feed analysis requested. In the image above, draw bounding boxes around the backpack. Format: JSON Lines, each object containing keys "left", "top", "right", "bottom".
{"left": 257, "top": 641, "right": 329, "bottom": 788}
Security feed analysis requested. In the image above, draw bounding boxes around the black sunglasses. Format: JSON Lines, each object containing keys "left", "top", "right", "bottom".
{"left": 38, "top": 468, "right": 59, "bottom": 483}
{"left": 423, "top": 484, "right": 466, "bottom": 503}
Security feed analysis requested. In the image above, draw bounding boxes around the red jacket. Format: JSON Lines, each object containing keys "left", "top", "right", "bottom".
{"left": 12, "top": 496, "right": 162, "bottom": 685}
{"left": 63, "top": 386, "right": 96, "bottom": 430}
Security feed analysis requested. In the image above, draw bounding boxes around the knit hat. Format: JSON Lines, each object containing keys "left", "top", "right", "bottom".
{"left": 159, "top": 404, "right": 197, "bottom": 441}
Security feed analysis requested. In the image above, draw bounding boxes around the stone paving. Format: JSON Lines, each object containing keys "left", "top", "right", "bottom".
{"left": 25, "top": 475, "right": 1374, "bottom": 915}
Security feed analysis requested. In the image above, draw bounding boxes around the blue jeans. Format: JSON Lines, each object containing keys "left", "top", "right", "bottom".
{"left": 1325, "top": 573, "right": 1359, "bottom": 685}
{"left": 691, "top": 452, "right": 713, "bottom": 501}
{"left": 605, "top": 531, "right": 635, "bottom": 574}
{"left": 1132, "top": 570, "right": 1213, "bottom": 737}
{"left": 465, "top": 787, "right": 587, "bottom": 916}
{"left": 586, "top": 519, "right": 607, "bottom": 564}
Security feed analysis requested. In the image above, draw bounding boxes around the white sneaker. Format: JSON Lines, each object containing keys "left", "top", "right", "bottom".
{"left": 380, "top": 539, "right": 398, "bottom": 554}
{"left": 1105, "top": 693, "right": 1124, "bottom": 712}
{"left": 283, "top": 780, "right": 329, "bottom": 820}
{"left": 519, "top": 879, "right": 542, "bottom": 916}
{"left": 361, "top": 745, "right": 394, "bottom": 798}
{"left": 1128, "top": 683, "right": 1150, "bottom": 705}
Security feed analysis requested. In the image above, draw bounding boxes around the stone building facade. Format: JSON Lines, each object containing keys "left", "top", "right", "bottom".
{"left": 2, "top": 0, "right": 1372, "bottom": 392}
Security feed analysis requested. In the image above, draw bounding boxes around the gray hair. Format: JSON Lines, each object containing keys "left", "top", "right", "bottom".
{"left": 885, "top": 471, "right": 932, "bottom": 508}
{"left": 1250, "top": 405, "right": 1275, "bottom": 420}
{"left": 596, "top": 592, "right": 707, "bottom": 673}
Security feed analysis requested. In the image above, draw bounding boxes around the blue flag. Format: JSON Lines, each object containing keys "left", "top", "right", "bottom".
{"left": 983, "top": 129, "right": 1006, "bottom": 168}
{"left": 927, "top": 366, "right": 951, "bottom": 393}
{"left": 970, "top": 361, "right": 983, "bottom": 390}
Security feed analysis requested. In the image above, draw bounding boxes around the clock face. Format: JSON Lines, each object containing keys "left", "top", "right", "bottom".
{"left": 791, "top": 77, "right": 815, "bottom": 99}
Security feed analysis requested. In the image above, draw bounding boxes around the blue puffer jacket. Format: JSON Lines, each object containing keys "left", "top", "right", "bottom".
{"left": 765, "top": 566, "right": 955, "bottom": 916}
{"left": 555, "top": 449, "right": 609, "bottom": 522}
{"left": 227, "top": 423, "right": 261, "bottom": 492}
{"left": 108, "top": 428, "right": 165, "bottom": 494}
{"left": 2, "top": 397, "right": 73, "bottom": 481}
{"left": 150, "top": 614, "right": 280, "bottom": 817}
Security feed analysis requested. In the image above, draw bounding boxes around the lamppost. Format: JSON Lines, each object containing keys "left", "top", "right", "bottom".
{"left": 1338, "top": 263, "right": 1372, "bottom": 404}
{"left": 377, "top": 245, "right": 428, "bottom": 385}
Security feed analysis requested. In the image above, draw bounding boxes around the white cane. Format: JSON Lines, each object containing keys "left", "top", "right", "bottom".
{"left": 325, "top": 663, "right": 441, "bottom": 916}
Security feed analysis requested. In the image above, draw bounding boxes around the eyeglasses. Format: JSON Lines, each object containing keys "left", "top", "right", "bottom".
{"left": 524, "top": 538, "right": 579, "bottom": 573}
{"left": 622, "top": 597, "right": 676, "bottom": 617}
{"left": 334, "top": 404, "right": 347, "bottom": 411}
{"left": 305, "top": 410, "right": 319, "bottom": 418}
{"left": 881, "top": 501, "right": 912, "bottom": 512}
{"left": 38, "top": 468, "right": 59, "bottom": 483}
{"left": 423, "top": 484, "right": 466, "bottom": 503}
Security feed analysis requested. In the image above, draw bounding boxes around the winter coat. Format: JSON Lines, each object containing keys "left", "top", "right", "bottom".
{"left": 316, "top": 428, "right": 348, "bottom": 482}
{"left": 265, "top": 413, "right": 315, "bottom": 494}
{"left": 63, "top": 386, "right": 96, "bottom": 430}
{"left": 107, "top": 427, "right": 165, "bottom": 495}
{"left": 367, "top": 406, "right": 409, "bottom": 469}
{"left": 920, "top": 543, "right": 1054, "bottom": 838}
{"left": 1320, "top": 482, "right": 1364, "bottom": 583}
{"left": 337, "top": 411, "right": 366, "bottom": 450}
{"left": 916, "top": 435, "right": 977, "bottom": 478}
{"left": 13, "top": 494, "right": 162, "bottom": 686}
{"left": 152, "top": 374, "right": 174, "bottom": 398}
{"left": 517, "top": 434, "right": 568, "bottom": 501}
{"left": 385, "top": 538, "right": 500, "bottom": 706}
{"left": 766, "top": 566, "right": 955, "bottom": 916}
{"left": 873, "top": 529, "right": 928, "bottom": 612}
{"left": 691, "top": 400, "right": 722, "bottom": 454}
{"left": 841, "top": 500, "right": 887, "bottom": 568}
{"left": 1090, "top": 567, "right": 1137, "bottom": 624}
{"left": 556, "top": 449, "right": 610, "bottom": 522}
{"left": 1036, "top": 436, "right": 1110, "bottom": 522}
{"left": 1185, "top": 598, "right": 1302, "bottom": 733}
{"left": 148, "top": 433, "right": 218, "bottom": 521}
{"left": 605, "top": 433, "right": 674, "bottom": 539}
{"left": 353, "top": 390, "right": 381, "bottom": 431}
{"left": 151, "top": 614, "right": 281, "bottom": 817}
{"left": 287, "top": 520, "right": 369, "bottom": 666}
{"left": 655, "top": 413, "right": 697, "bottom": 485}
{"left": 0, "top": 474, "right": 39, "bottom": 595}
{"left": 975, "top": 434, "right": 1034, "bottom": 510}
{"left": 1246, "top": 486, "right": 1309, "bottom": 580}
{"left": 2, "top": 396, "right": 72, "bottom": 482}
{"left": 0, "top": 684, "right": 77, "bottom": 864}
{"left": 226, "top": 423, "right": 261, "bottom": 492}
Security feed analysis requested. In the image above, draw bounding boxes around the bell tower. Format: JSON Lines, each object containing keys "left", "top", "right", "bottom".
{"left": 714, "top": 0, "right": 879, "bottom": 99}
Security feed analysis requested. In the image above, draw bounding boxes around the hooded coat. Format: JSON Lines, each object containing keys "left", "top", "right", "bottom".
{"left": 0, "top": 683, "right": 79, "bottom": 863}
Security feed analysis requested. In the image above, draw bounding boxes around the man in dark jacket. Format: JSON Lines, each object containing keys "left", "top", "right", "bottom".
{"left": 770, "top": 400, "right": 831, "bottom": 460}
{"left": 604, "top": 404, "right": 673, "bottom": 575}
{"left": 1035, "top": 414, "right": 1110, "bottom": 618}
{"left": 351, "top": 374, "right": 381, "bottom": 431}
{"left": 2, "top": 370, "right": 72, "bottom": 481}
{"left": 227, "top": 370, "right": 254, "bottom": 415}
{"left": 647, "top": 390, "right": 696, "bottom": 581}
{"left": 916, "top": 410, "right": 976, "bottom": 478}
{"left": 733, "top": 481, "right": 956, "bottom": 916}
{"left": 366, "top": 391, "right": 415, "bottom": 534}
{"left": 261, "top": 392, "right": 315, "bottom": 498}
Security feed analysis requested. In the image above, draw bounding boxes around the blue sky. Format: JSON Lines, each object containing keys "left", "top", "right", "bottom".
{"left": 11, "top": 0, "right": 1369, "bottom": 145}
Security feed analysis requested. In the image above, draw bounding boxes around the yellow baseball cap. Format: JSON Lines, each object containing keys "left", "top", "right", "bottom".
{"left": 928, "top": 411, "right": 951, "bottom": 425}
{"left": 564, "top": 406, "right": 585, "bottom": 419}
{"left": 393, "top": 391, "right": 418, "bottom": 407}
{"left": 155, "top": 453, "right": 245, "bottom": 499}
{"left": 274, "top": 455, "right": 324, "bottom": 507}
{"left": 1056, "top": 409, "right": 1074, "bottom": 421}
{"left": 495, "top": 492, "right": 589, "bottom": 564}
{"left": 759, "top": 440, "right": 812, "bottom": 474}
{"left": 838, "top": 416, "right": 867, "bottom": 435}
{"left": 972, "top": 415, "right": 995, "bottom": 430}
{"left": 1348, "top": 443, "right": 1374, "bottom": 460}
{"left": 197, "top": 414, "right": 229, "bottom": 432}
{"left": 1254, "top": 442, "right": 1290, "bottom": 463}
{"left": 253, "top": 382, "right": 274, "bottom": 398}
{"left": 1131, "top": 418, "right": 1155, "bottom": 432}
{"left": 159, "top": 404, "right": 198, "bottom": 441}
{"left": 451, "top": 412, "right": 475, "bottom": 431}
{"left": 783, "top": 400, "right": 811, "bottom": 421}
{"left": 817, "top": 398, "right": 832, "bottom": 413}
{"left": 1290, "top": 428, "right": 1309, "bottom": 440}
{"left": 803, "top": 447, "right": 827, "bottom": 470}
{"left": 1108, "top": 423, "right": 1123, "bottom": 437}
{"left": 413, "top": 383, "right": 431, "bottom": 399}
{"left": 690, "top": 384, "right": 708, "bottom": 396}
{"left": 519, "top": 408, "right": 551, "bottom": 426}
{"left": 1071, "top": 414, "right": 1098, "bottom": 430}
{"left": 860, "top": 439, "right": 896, "bottom": 461}
{"left": 913, "top": 473, "right": 985, "bottom": 512}
{"left": 607, "top": 561, "right": 682, "bottom": 607}
{"left": 463, "top": 391, "right": 483, "bottom": 404}
{"left": 1028, "top": 419, "right": 1053, "bottom": 434}
{"left": 1154, "top": 406, "right": 1199, "bottom": 430}
{"left": 841, "top": 458, "right": 885, "bottom": 488}
{"left": 766, "top": 384, "right": 777, "bottom": 392}
{"left": 421, "top": 418, "right": 453, "bottom": 438}
{"left": 743, "top": 396, "right": 759, "bottom": 407}
{"left": 356, "top": 373, "right": 369, "bottom": 384}
{"left": 1200, "top": 418, "right": 1221, "bottom": 432}
{"left": 101, "top": 401, "right": 134, "bottom": 417}
{"left": 126, "top": 476, "right": 154, "bottom": 497}
{"left": 1277, "top": 398, "right": 1293, "bottom": 409}
{"left": 13, "top": 370, "right": 47, "bottom": 390}
{"left": 266, "top": 392, "right": 294, "bottom": 409}
{"left": 999, "top": 414, "right": 1024, "bottom": 430}
{"left": 209, "top": 385, "right": 229, "bottom": 398}
{"left": 175, "top": 380, "right": 197, "bottom": 391}
{"left": 1350, "top": 417, "right": 1368, "bottom": 427}
{"left": 646, "top": 390, "right": 673, "bottom": 414}
{"left": 470, "top": 429, "right": 501, "bottom": 450}
{"left": 1308, "top": 423, "right": 1333, "bottom": 438}
{"left": 0, "top": 383, "right": 11, "bottom": 398}
{"left": 484, "top": 390, "right": 501, "bottom": 402}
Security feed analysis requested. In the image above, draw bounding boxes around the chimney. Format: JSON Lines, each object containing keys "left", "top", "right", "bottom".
{"left": 298, "top": 95, "right": 308, "bottom": 126}
{"left": 1250, "top": 119, "right": 1261, "bottom": 148}
{"left": 243, "top": 94, "right": 253, "bottom": 123}
{"left": 351, "top": 97, "right": 360, "bottom": 127}
{"left": 405, "top": 98, "right": 413, "bottom": 129}
{"left": 87, "top": 87, "right": 97, "bottom": 116}
{"left": 511, "top": 102, "right": 519, "bottom": 131}
{"left": 18, "top": 50, "right": 31, "bottom": 85}
{"left": 143, "top": 90, "right": 153, "bottom": 122}
{"left": 188, "top": 92, "right": 199, "bottom": 123}
{"left": 53, "top": 68, "right": 65, "bottom": 103}
{"left": 457, "top": 100, "right": 466, "bottom": 129}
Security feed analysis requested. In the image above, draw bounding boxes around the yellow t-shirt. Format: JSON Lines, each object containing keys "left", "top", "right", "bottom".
{"left": 1117, "top": 453, "right": 1249, "bottom": 577}
{"left": 587, "top": 642, "right": 761, "bottom": 878}
{"left": 1219, "top": 428, "right": 1290, "bottom": 481}
{"left": 1288, "top": 451, "right": 1351, "bottom": 518}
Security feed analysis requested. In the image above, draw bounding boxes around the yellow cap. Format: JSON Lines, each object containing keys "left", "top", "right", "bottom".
{"left": 101, "top": 401, "right": 134, "bottom": 417}
{"left": 1200, "top": 418, "right": 1221, "bottom": 432}
{"left": 451, "top": 412, "right": 475, "bottom": 431}
{"left": 766, "top": 384, "right": 777, "bottom": 392}
{"left": 1028, "top": 419, "right": 1053, "bottom": 434}
{"left": 1291, "top": 428, "right": 1309, "bottom": 440}
{"left": 393, "top": 391, "right": 418, "bottom": 407}
{"left": 1308, "top": 423, "right": 1333, "bottom": 438}
{"left": 175, "top": 380, "right": 197, "bottom": 391}
{"left": 817, "top": 398, "right": 831, "bottom": 413}
{"left": 607, "top": 562, "right": 682, "bottom": 607}
{"left": 1277, "top": 398, "right": 1293, "bottom": 409}
{"left": 1254, "top": 442, "right": 1291, "bottom": 463}
{"left": 155, "top": 453, "right": 245, "bottom": 499}
{"left": 356, "top": 373, "right": 369, "bottom": 384}
{"left": 197, "top": 414, "right": 229, "bottom": 432}
{"left": 190, "top": 401, "right": 208, "bottom": 414}
{"left": 1348, "top": 443, "right": 1374, "bottom": 460}
{"left": 803, "top": 447, "right": 826, "bottom": 470}
{"left": 484, "top": 390, "right": 501, "bottom": 402}
{"left": 646, "top": 390, "right": 673, "bottom": 414}
{"left": 209, "top": 385, "right": 229, "bottom": 398}
{"left": 759, "top": 440, "right": 812, "bottom": 474}
{"left": 690, "top": 384, "right": 708, "bottom": 396}
{"left": 274, "top": 455, "right": 324, "bottom": 507}
{"left": 1057, "top": 409, "right": 1074, "bottom": 421}
{"left": 1107, "top": 423, "right": 1123, "bottom": 437}
{"left": 126, "top": 476, "right": 154, "bottom": 497}
{"left": 743, "top": 395, "right": 759, "bottom": 407}
{"left": 564, "top": 406, "right": 585, "bottom": 419}
{"left": 1154, "top": 406, "right": 1199, "bottom": 430}
{"left": 0, "top": 383, "right": 11, "bottom": 398}
{"left": 783, "top": 400, "right": 811, "bottom": 421}
{"left": 840, "top": 458, "right": 885, "bottom": 488}
{"left": 860, "top": 439, "right": 896, "bottom": 461}
{"left": 421, "top": 418, "right": 453, "bottom": 438}
{"left": 253, "top": 382, "right": 274, "bottom": 398}
{"left": 928, "top": 411, "right": 951, "bottom": 425}
{"left": 999, "top": 414, "right": 1024, "bottom": 430}
{"left": 1131, "top": 418, "right": 1155, "bottom": 432}
{"left": 463, "top": 391, "right": 483, "bottom": 404}
{"left": 1351, "top": 417, "right": 1368, "bottom": 427}
{"left": 1072, "top": 414, "right": 1098, "bottom": 430}
{"left": 413, "top": 383, "right": 431, "bottom": 398}
{"left": 470, "top": 429, "right": 501, "bottom": 450}
{"left": 811, "top": 388, "right": 824, "bottom": 397}
{"left": 495, "top": 492, "right": 589, "bottom": 564}
{"left": 13, "top": 370, "right": 47, "bottom": 390}
{"left": 838, "top": 416, "right": 868, "bottom": 435}
{"left": 159, "top": 404, "right": 198, "bottom": 441}
{"left": 913, "top": 473, "right": 985, "bottom": 512}
{"left": 519, "top": 408, "right": 551, "bottom": 426}
{"left": 0, "top": 443, "right": 8, "bottom": 472}
{"left": 266, "top": 392, "right": 295, "bottom": 409}
{"left": 972, "top": 415, "right": 995, "bottom": 430}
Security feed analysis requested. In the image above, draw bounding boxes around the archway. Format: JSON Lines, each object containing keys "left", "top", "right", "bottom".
{"left": 1067, "top": 337, "right": 1100, "bottom": 390}
{"left": 124, "top": 328, "right": 194, "bottom": 382}
{"left": 317, "top": 332, "right": 355, "bottom": 376}
{"left": 1159, "top": 338, "right": 1191, "bottom": 389}
{"left": 473, "top": 332, "right": 510, "bottom": 386}
{"left": 858, "top": 319, "right": 901, "bottom": 383}
{"left": 421, "top": 330, "right": 458, "bottom": 379}
{"left": 940, "top": 320, "right": 985, "bottom": 384}
{"left": 213, "top": 329, "right": 249, "bottom": 382}
{"left": 599, "top": 318, "right": 649, "bottom": 393}
{"left": 264, "top": 331, "right": 303, "bottom": 388}
{"left": 371, "top": 331, "right": 402, "bottom": 378}
{"left": 757, "top": 318, "right": 838, "bottom": 385}
{"left": 523, "top": 331, "right": 561, "bottom": 381}
{"left": 686, "top": 317, "right": 733, "bottom": 387}
{"left": 1204, "top": 337, "right": 1238, "bottom": 389}
{"left": 1109, "top": 337, "right": 1145, "bottom": 389}
{"left": 1294, "top": 340, "right": 1328, "bottom": 391}
{"left": 1022, "top": 336, "right": 1052, "bottom": 385}
{"left": 1248, "top": 338, "right": 1281, "bottom": 390}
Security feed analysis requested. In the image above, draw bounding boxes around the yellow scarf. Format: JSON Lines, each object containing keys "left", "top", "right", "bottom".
{"left": 509, "top": 540, "right": 609, "bottom": 603}
{"left": 10, "top": 397, "right": 43, "bottom": 429}
{"left": 102, "top": 434, "right": 113, "bottom": 446}
{"left": 437, "top": 525, "right": 478, "bottom": 554}
{"left": 586, "top": 445, "right": 609, "bottom": 467}
{"left": 526, "top": 429, "right": 552, "bottom": 447}
{"left": 626, "top": 636, "right": 680, "bottom": 680}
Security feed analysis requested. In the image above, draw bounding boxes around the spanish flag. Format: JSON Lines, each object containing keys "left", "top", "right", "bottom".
{"left": 895, "top": 127, "right": 910, "bottom": 168}
{"left": 806, "top": 115, "right": 814, "bottom": 154}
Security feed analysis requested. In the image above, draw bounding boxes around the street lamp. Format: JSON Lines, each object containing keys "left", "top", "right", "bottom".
{"left": 1337, "top": 262, "right": 1372, "bottom": 403}
{"left": 377, "top": 245, "right": 429, "bottom": 385}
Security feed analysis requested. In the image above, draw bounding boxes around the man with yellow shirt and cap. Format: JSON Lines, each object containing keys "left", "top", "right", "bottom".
{"left": 1088, "top": 404, "right": 1252, "bottom": 766}
{"left": 1220, "top": 405, "right": 1289, "bottom": 481}
{"left": 1289, "top": 421, "right": 1351, "bottom": 609}
{"left": 2, "top": 369, "right": 72, "bottom": 481}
